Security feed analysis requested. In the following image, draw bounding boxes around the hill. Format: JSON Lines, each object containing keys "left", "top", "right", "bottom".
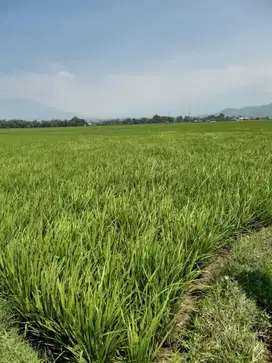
{"left": 0, "top": 98, "right": 75, "bottom": 120}
{"left": 218, "top": 103, "right": 272, "bottom": 118}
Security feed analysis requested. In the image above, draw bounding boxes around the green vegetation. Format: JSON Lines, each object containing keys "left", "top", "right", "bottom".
{"left": 1, "top": 121, "right": 272, "bottom": 362}
{"left": 0, "top": 298, "right": 43, "bottom": 363}
{"left": 1, "top": 114, "right": 267, "bottom": 129}
{"left": 0, "top": 116, "right": 87, "bottom": 129}
{"left": 182, "top": 278, "right": 269, "bottom": 363}
{"left": 168, "top": 227, "right": 272, "bottom": 362}
{"left": 95, "top": 113, "right": 233, "bottom": 125}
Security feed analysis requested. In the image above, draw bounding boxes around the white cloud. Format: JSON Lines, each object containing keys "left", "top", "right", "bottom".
{"left": 0, "top": 62, "right": 272, "bottom": 117}
{"left": 56, "top": 71, "right": 76, "bottom": 80}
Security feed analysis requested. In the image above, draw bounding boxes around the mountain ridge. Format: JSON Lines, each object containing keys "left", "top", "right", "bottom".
{"left": 0, "top": 98, "right": 75, "bottom": 120}
{"left": 218, "top": 103, "right": 272, "bottom": 117}
{"left": 1, "top": 98, "right": 272, "bottom": 120}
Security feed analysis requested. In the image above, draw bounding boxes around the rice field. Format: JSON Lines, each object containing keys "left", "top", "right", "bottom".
{"left": 0, "top": 121, "right": 272, "bottom": 362}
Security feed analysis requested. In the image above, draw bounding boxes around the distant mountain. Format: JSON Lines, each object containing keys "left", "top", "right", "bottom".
{"left": 0, "top": 98, "right": 75, "bottom": 120}
{"left": 218, "top": 103, "right": 272, "bottom": 118}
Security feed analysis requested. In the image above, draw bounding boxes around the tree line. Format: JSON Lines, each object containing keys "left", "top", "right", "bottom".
{"left": 0, "top": 113, "right": 269, "bottom": 129}
{"left": 0, "top": 117, "right": 88, "bottom": 129}
{"left": 97, "top": 113, "right": 232, "bottom": 125}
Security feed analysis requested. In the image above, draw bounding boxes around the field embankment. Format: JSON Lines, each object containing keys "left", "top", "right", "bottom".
{"left": 0, "top": 298, "right": 43, "bottom": 363}
{"left": 167, "top": 227, "right": 272, "bottom": 363}
{"left": 1, "top": 122, "right": 272, "bottom": 362}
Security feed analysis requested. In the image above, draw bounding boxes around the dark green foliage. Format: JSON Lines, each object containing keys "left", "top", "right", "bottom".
{"left": 1, "top": 113, "right": 261, "bottom": 129}
{"left": 0, "top": 116, "right": 87, "bottom": 129}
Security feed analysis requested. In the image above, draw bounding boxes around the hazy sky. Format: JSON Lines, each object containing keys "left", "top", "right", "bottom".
{"left": 0, "top": 0, "right": 272, "bottom": 117}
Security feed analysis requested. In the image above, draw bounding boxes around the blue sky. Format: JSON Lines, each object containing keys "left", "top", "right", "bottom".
{"left": 0, "top": 0, "right": 272, "bottom": 118}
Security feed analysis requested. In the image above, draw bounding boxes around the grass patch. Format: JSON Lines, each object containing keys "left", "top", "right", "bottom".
{"left": 0, "top": 298, "right": 43, "bottom": 363}
{"left": 172, "top": 227, "right": 272, "bottom": 363}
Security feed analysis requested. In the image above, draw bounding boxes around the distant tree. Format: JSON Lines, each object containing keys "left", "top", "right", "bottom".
{"left": 218, "top": 113, "right": 225, "bottom": 121}
{"left": 152, "top": 114, "right": 161, "bottom": 123}
{"left": 176, "top": 116, "right": 184, "bottom": 123}
{"left": 0, "top": 116, "right": 88, "bottom": 129}
{"left": 68, "top": 116, "right": 87, "bottom": 126}
{"left": 184, "top": 116, "right": 191, "bottom": 122}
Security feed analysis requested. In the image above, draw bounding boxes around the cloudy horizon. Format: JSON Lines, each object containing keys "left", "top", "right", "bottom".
{"left": 1, "top": 0, "right": 272, "bottom": 118}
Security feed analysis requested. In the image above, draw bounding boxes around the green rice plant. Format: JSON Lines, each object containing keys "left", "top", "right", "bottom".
{"left": 0, "top": 121, "right": 272, "bottom": 362}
